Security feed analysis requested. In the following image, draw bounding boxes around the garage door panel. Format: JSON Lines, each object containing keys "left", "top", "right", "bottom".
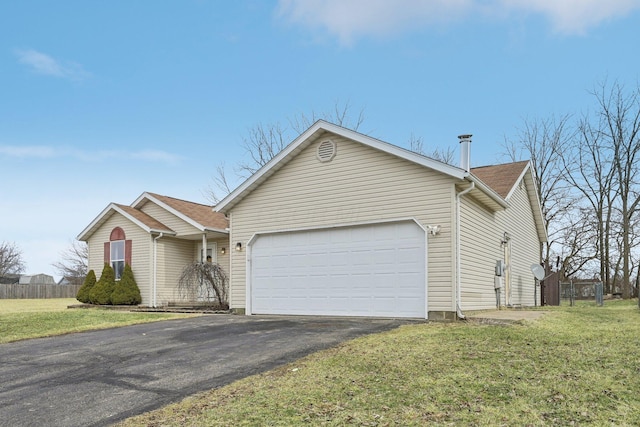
{"left": 250, "top": 221, "right": 426, "bottom": 318}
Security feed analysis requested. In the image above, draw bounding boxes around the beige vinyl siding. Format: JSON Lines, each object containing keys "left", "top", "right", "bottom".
{"left": 155, "top": 237, "right": 193, "bottom": 304}
{"left": 195, "top": 237, "right": 230, "bottom": 274}
{"left": 139, "top": 201, "right": 202, "bottom": 236}
{"left": 459, "top": 178, "right": 541, "bottom": 310}
{"left": 228, "top": 134, "right": 457, "bottom": 312}
{"left": 86, "top": 213, "right": 153, "bottom": 305}
{"left": 459, "top": 196, "right": 504, "bottom": 310}
{"left": 496, "top": 182, "right": 540, "bottom": 306}
{"left": 154, "top": 237, "right": 231, "bottom": 305}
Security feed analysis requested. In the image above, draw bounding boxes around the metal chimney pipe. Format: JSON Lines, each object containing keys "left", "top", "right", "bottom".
{"left": 458, "top": 134, "right": 472, "bottom": 172}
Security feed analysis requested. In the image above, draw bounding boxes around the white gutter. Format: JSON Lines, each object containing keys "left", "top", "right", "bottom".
{"left": 152, "top": 233, "right": 164, "bottom": 307}
{"left": 456, "top": 181, "right": 475, "bottom": 320}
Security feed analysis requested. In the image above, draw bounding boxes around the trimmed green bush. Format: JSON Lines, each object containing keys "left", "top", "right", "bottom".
{"left": 90, "top": 263, "right": 116, "bottom": 305}
{"left": 111, "top": 264, "right": 142, "bottom": 305}
{"left": 76, "top": 269, "right": 96, "bottom": 303}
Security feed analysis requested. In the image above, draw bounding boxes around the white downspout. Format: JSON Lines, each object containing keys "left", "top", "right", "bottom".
{"left": 456, "top": 181, "right": 474, "bottom": 319}
{"left": 153, "top": 233, "right": 164, "bottom": 308}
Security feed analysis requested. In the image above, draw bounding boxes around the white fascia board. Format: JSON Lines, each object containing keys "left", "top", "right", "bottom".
{"left": 522, "top": 164, "right": 548, "bottom": 243}
{"left": 204, "top": 227, "right": 229, "bottom": 234}
{"left": 77, "top": 203, "right": 118, "bottom": 241}
{"left": 77, "top": 203, "right": 176, "bottom": 241}
{"left": 505, "top": 161, "right": 531, "bottom": 201}
{"left": 466, "top": 175, "right": 509, "bottom": 209}
{"left": 111, "top": 204, "right": 176, "bottom": 236}
{"left": 134, "top": 192, "right": 206, "bottom": 232}
{"left": 216, "top": 120, "right": 468, "bottom": 213}
{"left": 215, "top": 121, "right": 327, "bottom": 213}
{"left": 331, "top": 123, "right": 468, "bottom": 179}
{"left": 499, "top": 162, "right": 547, "bottom": 243}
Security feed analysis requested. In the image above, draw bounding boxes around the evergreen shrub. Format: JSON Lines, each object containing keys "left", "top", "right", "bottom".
{"left": 90, "top": 263, "right": 116, "bottom": 305}
{"left": 76, "top": 269, "right": 96, "bottom": 303}
{"left": 111, "top": 264, "right": 142, "bottom": 305}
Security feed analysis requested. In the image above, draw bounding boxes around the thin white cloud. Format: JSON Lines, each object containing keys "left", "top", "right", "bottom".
{"left": 276, "top": 0, "right": 640, "bottom": 44}
{"left": 502, "top": 0, "right": 640, "bottom": 35}
{"left": 0, "top": 145, "right": 56, "bottom": 158}
{"left": 277, "top": 0, "right": 472, "bottom": 45}
{"left": 130, "top": 149, "right": 184, "bottom": 164}
{"left": 15, "top": 49, "right": 90, "bottom": 81}
{"left": 0, "top": 145, "right": 182, "bottom": 165}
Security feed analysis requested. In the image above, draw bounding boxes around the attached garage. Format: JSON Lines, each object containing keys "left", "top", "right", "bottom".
{"left": 247, "top": 220, "right": 427, "bottom": 318}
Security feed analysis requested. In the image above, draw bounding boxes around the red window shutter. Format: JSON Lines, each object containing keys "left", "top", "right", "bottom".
{"left": 125, "top": 240, "right": 132, "bottom": 265}
{"left": 104, "top": 242, "right": 110, "bottom": 264}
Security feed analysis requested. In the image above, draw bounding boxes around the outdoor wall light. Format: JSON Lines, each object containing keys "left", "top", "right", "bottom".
{"left": 235, "top": 242, "right": 242, "bottom": 251}
{"left": 501, "top": 231, "right": 511, "bottom": 245}
{"left": 427, "top": 225, "right": 441, "bottom": 236}
{"left": 221, "top": 247, "right": 226, "bottom": 255}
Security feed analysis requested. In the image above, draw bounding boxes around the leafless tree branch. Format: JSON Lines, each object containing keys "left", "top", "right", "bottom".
{"left": 52, "top": 240, "right": 88, "bottom": 285}
{"left": 177, "top": 261, "right": 228, "bottom": 308}
{"left": 0, "top": 241, "right": 26, "bottom": 277}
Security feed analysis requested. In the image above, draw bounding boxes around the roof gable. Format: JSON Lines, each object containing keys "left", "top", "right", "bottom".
{"left": 77, "top": 202, "right": 175, "bottom": 241}
{"left": 135, "top": 192, "right": 228, "bottom": 232}
{"left": 216, "top": 120, "right": 470, "bottom": 213}
{"left": 471, "top": 161, "right": 530, "bottom": 199}
{"left": 212, "top": 120, "right": 545, "bottom": 243}
{"left": 78, "top": 192, "right": 229, "bottom": 241}
{"left": 472, "top": 160, "right": 546, "bottom": 242}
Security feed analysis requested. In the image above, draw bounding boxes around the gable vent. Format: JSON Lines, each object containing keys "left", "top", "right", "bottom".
{"left": 317, "top": 139, "right": 336, "bottom": 162}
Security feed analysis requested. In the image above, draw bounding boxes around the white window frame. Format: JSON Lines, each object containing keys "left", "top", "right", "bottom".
{"left": 197, "top": 242, "right": 218, "bottom": 263}
{"left": 111, "top": 240, "right": 125, "bottom": 280}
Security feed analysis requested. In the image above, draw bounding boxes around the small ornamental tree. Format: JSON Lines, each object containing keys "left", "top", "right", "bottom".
{"left": 111, "top": 264, "right": 142, "bottom": 305}
{"left": 90, "top": 263, "right": 116, "bottom": 305}
{"left": 177, "top": 261, "right": 228, "bottom": 308}
{"left": 76, "top": 269, "right": 96, "bottom": 303}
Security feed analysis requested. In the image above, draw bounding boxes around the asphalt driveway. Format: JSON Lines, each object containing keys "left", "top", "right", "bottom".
{"left": 0, "top": 314, "right": 409, "bottom": 427}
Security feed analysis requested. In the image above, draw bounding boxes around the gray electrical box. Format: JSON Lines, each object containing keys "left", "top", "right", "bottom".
{"left": 495, "top": 260, "right": 504, "bottom": 276}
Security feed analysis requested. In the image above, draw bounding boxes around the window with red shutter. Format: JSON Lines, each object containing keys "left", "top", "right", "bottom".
{"left": 104, "top": 227, "right": 131, "bottom": 280}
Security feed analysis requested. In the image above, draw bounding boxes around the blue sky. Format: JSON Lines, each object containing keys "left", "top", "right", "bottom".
{"left": 1, "top": 0, "right": 639, "bottom": 279}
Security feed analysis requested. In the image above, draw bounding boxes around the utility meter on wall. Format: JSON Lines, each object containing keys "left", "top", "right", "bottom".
{"left": 495, "top": 260, "right": 504, "bottom": 277}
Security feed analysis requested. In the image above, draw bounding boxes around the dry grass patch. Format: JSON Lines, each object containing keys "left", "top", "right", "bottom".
{"left": 0, "top": 298, "right": 196, "bottom": 344}
{"left": 119, "top": 300, "right": 640, "bottom": 426}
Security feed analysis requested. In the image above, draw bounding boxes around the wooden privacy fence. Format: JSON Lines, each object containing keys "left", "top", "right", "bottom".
{"left": 0, "top": 284, "right": 81, "bottom": 299}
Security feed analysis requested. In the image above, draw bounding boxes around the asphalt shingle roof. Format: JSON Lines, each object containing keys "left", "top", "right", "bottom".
{"left": 146, "top": 193, "right": 229, "bottom": 230}
{"left": 114, "top": 204, "right": 174, "bottom": 232}
{"left": 471, "top": 160, "right": 529, "bottom": 199}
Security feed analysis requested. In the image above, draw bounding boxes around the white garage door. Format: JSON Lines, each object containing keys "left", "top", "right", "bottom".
{"left": 249, "top": 220, "right": 426, "bottom": 318}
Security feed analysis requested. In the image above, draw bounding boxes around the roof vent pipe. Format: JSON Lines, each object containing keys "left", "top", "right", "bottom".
{"left": 458, "top": 134, "right": 472, "bottom": 172}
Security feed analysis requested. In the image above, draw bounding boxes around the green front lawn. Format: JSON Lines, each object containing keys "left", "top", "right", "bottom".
{"left": 0, "top": 298, "right": 195, "bottom": 344}
{"left": 119, "top": 300, "right": 640, "bottom": 426}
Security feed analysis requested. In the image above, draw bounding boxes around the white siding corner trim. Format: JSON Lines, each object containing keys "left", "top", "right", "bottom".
{"left": 245, "top": 218, "right": 428, "bottom": 318}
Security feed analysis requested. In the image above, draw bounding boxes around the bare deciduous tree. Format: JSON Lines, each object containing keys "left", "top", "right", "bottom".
{"left": 177, "top": 261, "right": 228, "bottom": 308}
{"left": 557, "top": 207, "right": 599, "bottom": 278}
{"left": 594, "top": 81, "right": 640, "bottom": 298}
{"left": 52, "top": 240, "right": 88, "bottom": 285}
{"left": 502, "top": 114, "right": 575, "bottom": 270}
{"left": 207, "top": 101, "right": 367, "bottom": 203}
{"left": 0, "top": 241, "right": 26, "bottom": 277}
{"left": 289, "top": 100, "right": 365, "bottom": 135}
{"left": 409, "top": 133, "right": 457, "bottom": 165}
{"left": 238, "top": 121, "right": 289, "bottom": 176}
